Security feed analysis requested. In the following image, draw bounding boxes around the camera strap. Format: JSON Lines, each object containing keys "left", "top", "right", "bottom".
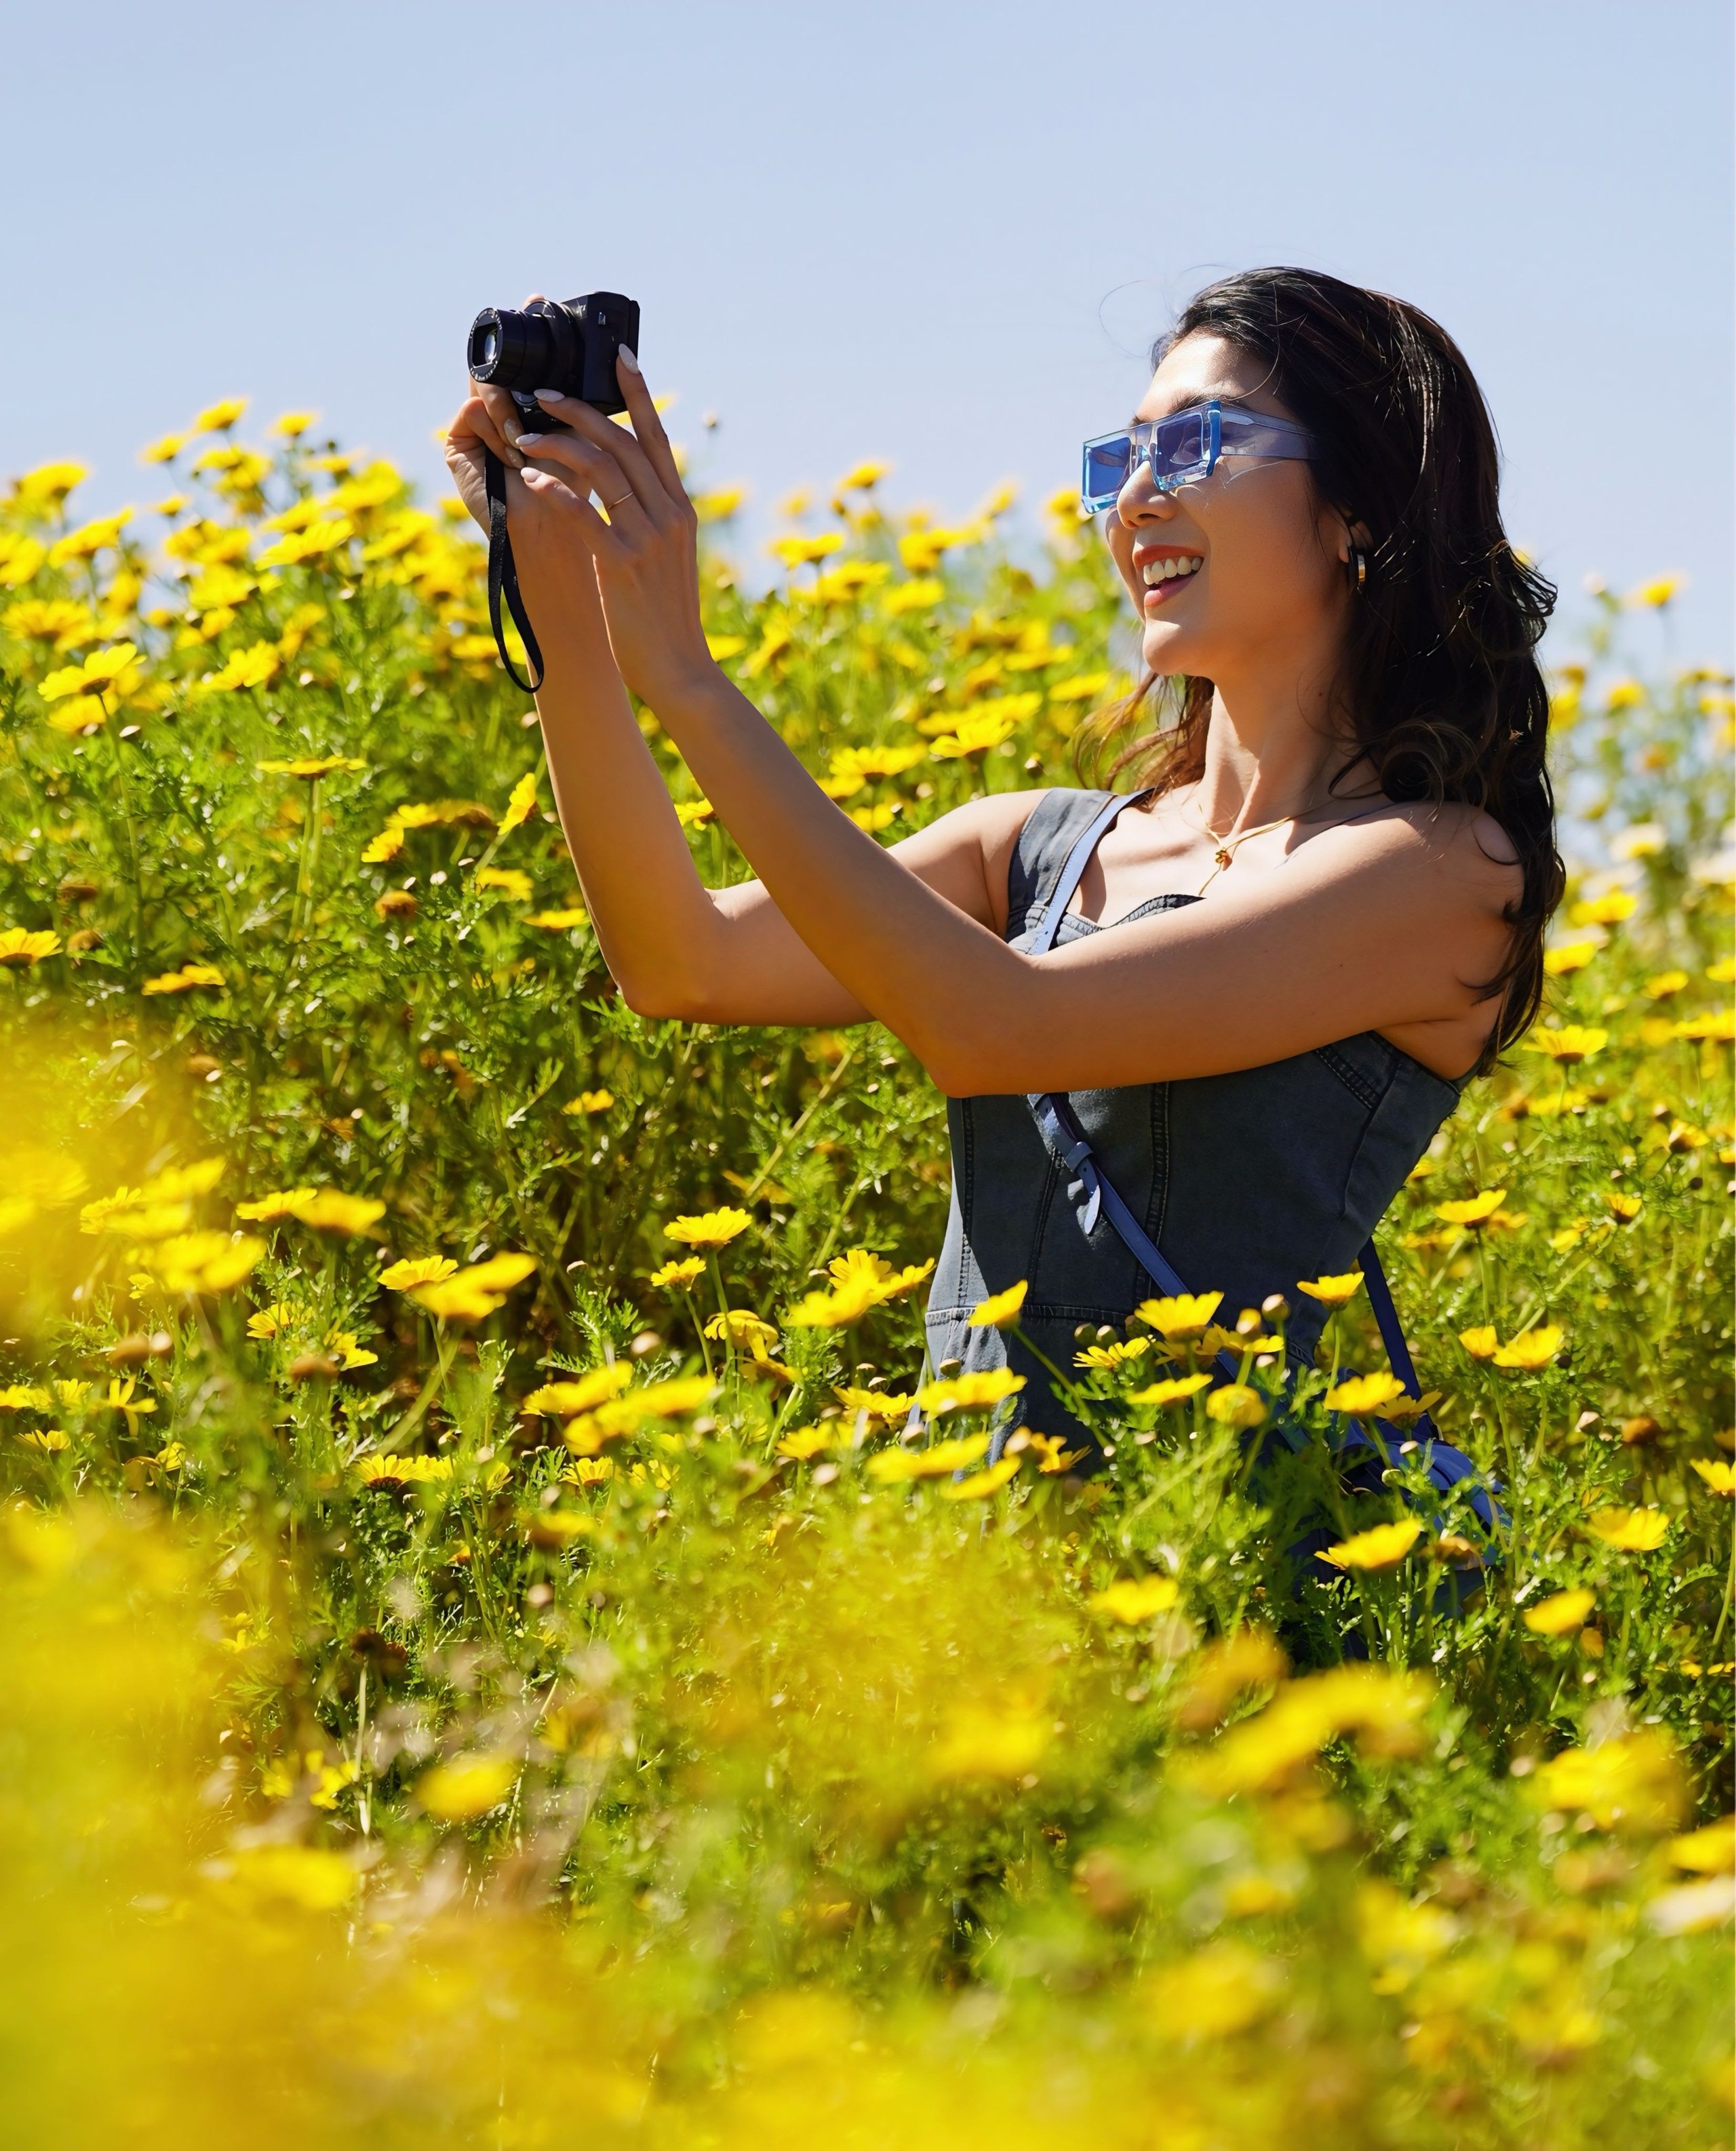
{"left": 484, "top": 446, "right": 545, "bottom": 695}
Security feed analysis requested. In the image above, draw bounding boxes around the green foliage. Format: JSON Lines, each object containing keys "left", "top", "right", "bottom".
{"left": 0, "top": 432, "right": 1729, "bottom": 2148}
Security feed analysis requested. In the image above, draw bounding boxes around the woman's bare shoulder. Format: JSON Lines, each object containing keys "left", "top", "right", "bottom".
{"left": 1314, "top": 795, "right": 1524, "bottom": 901}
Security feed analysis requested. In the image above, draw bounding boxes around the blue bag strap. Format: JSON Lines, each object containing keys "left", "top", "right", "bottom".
{"left": 1018, "top": 789, "right": 1503, "bottom": 1533}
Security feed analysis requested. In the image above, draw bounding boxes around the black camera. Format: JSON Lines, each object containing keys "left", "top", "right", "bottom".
{"left": 467, "top": 292, "right": 640, "bottom": 433}
{"left": 466, "top": 291, "right": 642, "bottom": 692}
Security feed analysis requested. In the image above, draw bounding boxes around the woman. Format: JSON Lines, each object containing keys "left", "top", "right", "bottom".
{"left": 446, "top": 267, "right": 1563, "bottom": 1456}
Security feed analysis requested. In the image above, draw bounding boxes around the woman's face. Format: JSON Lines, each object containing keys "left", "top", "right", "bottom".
{"left": 1104, "top": 331, "right": 1351, "bottom": 685}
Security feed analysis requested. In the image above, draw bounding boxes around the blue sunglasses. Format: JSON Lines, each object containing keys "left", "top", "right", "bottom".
{"left": 1080, "top": 399, "right": 1314, "bottom": 515}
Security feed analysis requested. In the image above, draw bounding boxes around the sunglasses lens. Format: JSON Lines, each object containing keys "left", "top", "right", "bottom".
{"left": 1148, "top": 408, "right": 1208, "bottom": 485}
{"left": 1081, "top": 433, "right": 1132, "bottom": 510}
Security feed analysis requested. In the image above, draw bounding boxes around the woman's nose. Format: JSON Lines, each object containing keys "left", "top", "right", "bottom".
{"left": 1115, "top": 475, "right": 1175, "bottom": 530}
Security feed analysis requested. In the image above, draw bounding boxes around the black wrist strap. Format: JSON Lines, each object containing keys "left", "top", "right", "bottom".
{"left": 484, "top": 445, "right": 545, "bottom": 694}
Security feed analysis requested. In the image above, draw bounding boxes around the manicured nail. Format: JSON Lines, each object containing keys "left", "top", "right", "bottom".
{"left": 533, "top": 388, "right": 566, "bottom": 406}
{"left": 618, "top": 346, "right": 641, "bottom": 374}
{"left": 517, "top": 433, "right": 545, "bottom": 449}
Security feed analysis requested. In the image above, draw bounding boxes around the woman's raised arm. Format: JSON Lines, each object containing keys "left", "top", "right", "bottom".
{"left": 443, "top": 384, "right": 1024, "bottom": 1028}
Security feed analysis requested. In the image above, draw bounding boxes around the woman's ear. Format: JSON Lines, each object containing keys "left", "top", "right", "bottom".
{"left": 1334, "top": 513, "right": 1373, "bottom": 565}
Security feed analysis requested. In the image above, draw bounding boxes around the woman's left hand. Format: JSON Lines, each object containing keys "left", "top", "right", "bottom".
{"left": 515, "top": 355, "right": 719, "bottom": 715}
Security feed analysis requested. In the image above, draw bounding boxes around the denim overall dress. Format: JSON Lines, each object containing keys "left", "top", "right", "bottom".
{"left": 924, "top": 787, "right": 1466, "bottom": 1457}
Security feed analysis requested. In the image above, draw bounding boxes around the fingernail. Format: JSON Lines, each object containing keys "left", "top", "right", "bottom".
{"left": 517, "top": 433, "right": 545, "bottom": 449}
{"left": 618, "top": 346, "right": 641, "bottom": 374}
{"left": 533, "top": 388, "right": 565, "bottom": 406}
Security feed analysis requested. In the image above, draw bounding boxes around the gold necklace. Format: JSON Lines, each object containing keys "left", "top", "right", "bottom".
{"left": 1189, "top": 798, "right": 1299, "bottom": 890}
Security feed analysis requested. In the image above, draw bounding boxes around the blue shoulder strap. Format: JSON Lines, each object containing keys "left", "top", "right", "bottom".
{"left": 1020, "top": 790, "right": 1500, "bottom": 1531}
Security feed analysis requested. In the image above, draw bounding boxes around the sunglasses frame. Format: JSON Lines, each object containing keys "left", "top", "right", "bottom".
{"left": 1080, "top": 399, "right": 1314, "bottom": 515}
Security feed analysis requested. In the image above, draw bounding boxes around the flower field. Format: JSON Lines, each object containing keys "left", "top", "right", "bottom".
{"left": 0, "top": 404, "right": 1731, "bottom": 2148}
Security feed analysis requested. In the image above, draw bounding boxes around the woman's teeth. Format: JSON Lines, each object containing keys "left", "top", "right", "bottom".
{"left": 1141, "top": 555, "right": 1203, "bottom": 587}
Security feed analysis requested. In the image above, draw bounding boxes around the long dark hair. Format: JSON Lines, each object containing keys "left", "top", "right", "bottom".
{"left": 1077, "top": 267, "right": 1564, "bottom": 1071}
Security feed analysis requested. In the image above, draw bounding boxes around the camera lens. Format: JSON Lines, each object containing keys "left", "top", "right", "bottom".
{"left": 467, "top": 307, "right": 553, "bottom": 390}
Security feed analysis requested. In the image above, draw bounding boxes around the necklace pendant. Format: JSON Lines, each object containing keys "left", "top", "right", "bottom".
{"left": 1214, "top": 846, "right": 1232, "bottom": 870}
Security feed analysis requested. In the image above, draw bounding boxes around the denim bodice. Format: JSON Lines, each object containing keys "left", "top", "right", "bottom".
{"left": 924, "top": 788, "right": 1463, "bottom": 1448}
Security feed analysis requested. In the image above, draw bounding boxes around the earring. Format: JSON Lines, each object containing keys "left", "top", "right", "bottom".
{"left": 1347, "top": 545, "right": 1367, "bottom": 591}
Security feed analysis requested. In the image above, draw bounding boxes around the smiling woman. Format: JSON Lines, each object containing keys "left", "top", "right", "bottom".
{"left": 442, "top": 264, "right": 1564, "bottom": 1469}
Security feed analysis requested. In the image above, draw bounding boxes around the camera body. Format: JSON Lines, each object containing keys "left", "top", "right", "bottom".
{"left": 467, "top": 292, "right": 640, "bottom": 433}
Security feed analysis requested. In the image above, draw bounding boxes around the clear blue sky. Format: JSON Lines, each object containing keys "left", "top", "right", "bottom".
{"left": 2, "top": 0, "right": 1730, "bottom": 661}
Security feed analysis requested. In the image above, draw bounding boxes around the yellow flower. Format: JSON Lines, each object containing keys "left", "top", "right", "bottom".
{"left": 246, "top": 1302, "right": 296, "bottom": 1339}
{"left": 1317, "top": 1518, "right": 1425, "bottom": 1572}
{"left": 1491, "top": 1323, "right": 1563, "bottom": 1372}
{"left": 1524, "top": 1587, "right": 1596, "bottom": 1636}
{"left": 141, "top": 963, "right": 224, "bottom": 995}
{"left": 134, "top": 1231, "right": 267, "bottom": 1295}
{"left": 1672, "top": 1010, "right": 1736, "bottom": 1043}
{"left": 412, "top": 1251, "right": 538, "bottom": 1322}
{"left": 703, "top": 631, "right": 746, "bottom": 658}
{"left": 769, "top": 531, "right": 845, "bottom": 569}
{"left": 1073, "top": 1336, "right": 1150, "bottom": 1370}
{"left": 1027, "top": 1432, "right": 1089, "bottom": 1474}
{"left": 1644, "top": 969, "right": 1691, "bottom": 1000}
{"left": 378, "top": 1255, "right": 458, "bottom": 1291}
{"left": 1526, "top": 1025, "right": 1608, "bottom": 1064}
{"left": 703, "top": 1310, "right": 780, "bottom": 1360}
{"left": 1434, "top": 1189, "right": 1507, "bottom": 1227}
{"left": 783, "top": 1276, "right": 880, "bottom": 1328}
{"left": 836, "top": 460, "right": 891, "bottom": 491}
{"left": 968, "top": 1280, "right": 1028, "bottom": 1328}
{"left": 1707, "top": 957, "right": 1736, "bottom": 985}
{"left": 417, "top": 1753, "right": 518, "bottom": 1822}
{"left": 1295, "top": 1269, "right": 1365, "bottom": 1305}
{"left": 236, "top": 1189, "right": 384, "bottom": 1236}
{"left": 928, "top": 709, "right": 1021, "bottom": 760}
{"left": 0, "top": 928, "right": 60, "bottom": 968}
{"left": 474, "top": 866, "right": 532, "bottom": 901}
{"left": 1690, "top": 1458, "right": 1736, "bottom": 1498}
{"left": 1631, "top": 576, "right": 1680, "bottom": 608}
{"left": 1090, "top": 1574, "right": 1180, "bottom": 1623}
{"left": 649, "top": 1257, "right": 706, "bottom": 1291}
{"left": 18, "top": 1427, "right": 70, "bottom": 1454}
{"left": 1135, "top": 1290, "right": 1223, "bottom": 1339}
{"left": 498, "top": 770, "right": 538, "bottom": 833}
{"left": 1606, "top": 1191, "right": 1643, "bottom": 1223}
{"left": 1206, "top": 1383, "right": 1267, "bottom": 1429}
{"left": 256, "top": 754, "right": 366, "bottom": 778}
{"left": 192, "top": 397, "right": 248, "bottom": 433}
{"left": 271, "top": 410, "right": 319, "bottom": 438}
{"left": 664, "top": 1206, "right": 752, "bottom": 1250}
{"left": 1324, "top": 1371, "right": 1408, "bottom": 1416}
{"left": 776, "top": 1425, "right": 834, "bottom": 1461}
{"left": 1543, "top": 940, "right": 1599, "bottom": 976}
{"left": 526, "top": 908, "right": 591, "bottom": 931}
{"left": 1531, "top": 1729, "right": 1684, "bottom": 1832}
{"left": 941, "top": 1456, "right": 1023, "bottom": 1501}
{"left": 1569, "top": 890, "right": 1638, "bottom": 928}
{"left": 1665, "top": 1817, "right": 1736, "bottom": 1874}
{"left": 524, "top": 1366, "right": 635, "bottom": 1417}
{"left": 1587, "top": 1506, "right": 1670, "bottom": 1552}
{"left": 879, "top": 576, "right": 945, "bottom": 616}
{"left": 356, "top": 1451, "right": 454, "bottom": 1490}
{"left": 867, "top": 1432, "right": 991, "bottom": 1482}
{"left": 832, "top": 1385, "right": 916, "bottom": 1422}
{"left": 1458, "top": 1325, "right": 1498, "bottom": 1360}
{"left": 913, "top": 1369, "right": 1026, "bottom": 1416}
{"left": 1127, "top": 1373, "right": 1212, "bottom": 1407}
{"left": 563, "top": 1090, "right": 614, "bottom": 1115}
{"left": 140, "top": 431, "right": 189, "bottom": 465}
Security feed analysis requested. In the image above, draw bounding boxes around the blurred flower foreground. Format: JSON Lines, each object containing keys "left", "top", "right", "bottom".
{"left": 0, "top": 409, "right": 1730, "bottom": 2150}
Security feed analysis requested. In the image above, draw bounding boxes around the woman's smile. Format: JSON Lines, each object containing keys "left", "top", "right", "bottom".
{"left": 1134, "top": 545, "right": 1204, "bottom": 611}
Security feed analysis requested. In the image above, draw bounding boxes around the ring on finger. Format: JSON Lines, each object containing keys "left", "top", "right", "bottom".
{"left": 608, "top": 489, "right": 633, "bottom": 508}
